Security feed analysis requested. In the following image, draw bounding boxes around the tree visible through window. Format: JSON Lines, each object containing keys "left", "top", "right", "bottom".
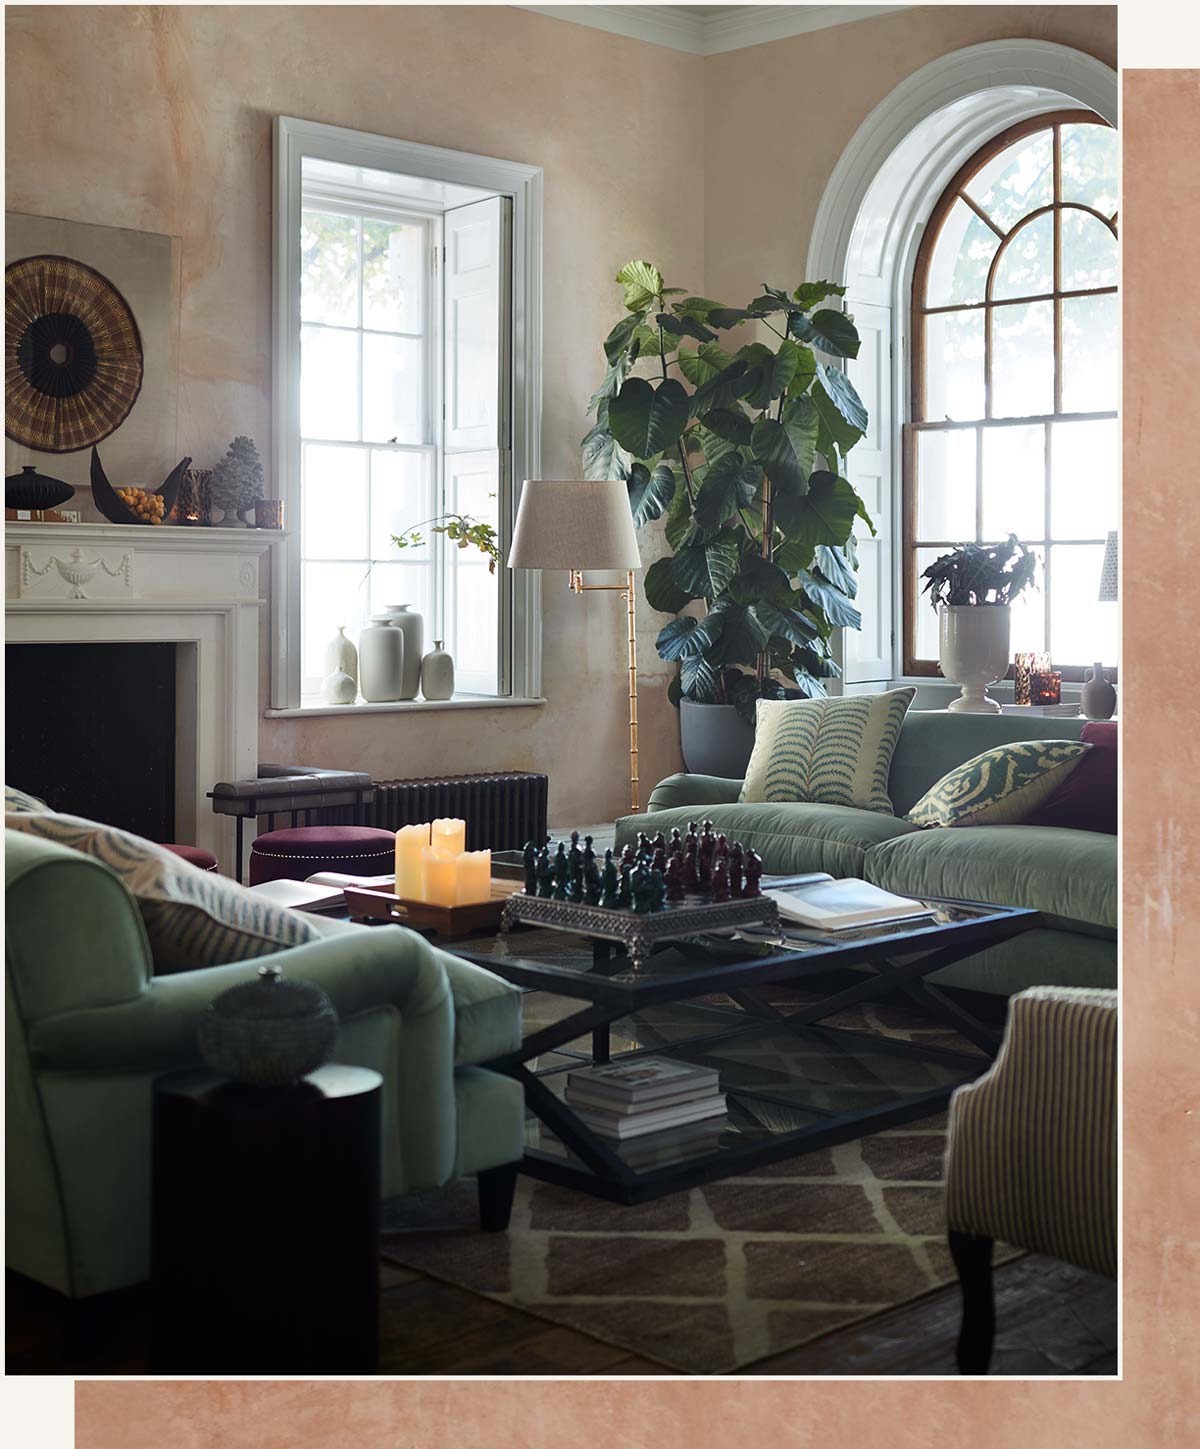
{"left": 906, "top": 112, "right": 1118, "bottom": 676}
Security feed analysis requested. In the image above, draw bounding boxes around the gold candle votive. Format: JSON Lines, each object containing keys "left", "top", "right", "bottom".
{"left": 1014, "top": 651, "right": 1051, "bottom": 706}
{"left": 255, "top": 498, "right": 284, "bottom": 529}
{"left": 1030, "top": 670, "right": 1062, "bottom": 706}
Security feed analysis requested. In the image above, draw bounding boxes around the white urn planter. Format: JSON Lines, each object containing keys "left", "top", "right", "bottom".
{"left": 939, "top": 604, "right": 1011, "bottom": 714}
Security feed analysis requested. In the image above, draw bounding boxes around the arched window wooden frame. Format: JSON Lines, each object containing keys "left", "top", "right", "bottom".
{"left": 904, "top": 110, "right": 1118, "bottom": 680}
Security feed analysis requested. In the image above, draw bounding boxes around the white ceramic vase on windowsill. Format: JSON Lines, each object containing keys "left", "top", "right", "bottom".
{"left": 939, "top": 604, "right": 1011, "bottom": 713}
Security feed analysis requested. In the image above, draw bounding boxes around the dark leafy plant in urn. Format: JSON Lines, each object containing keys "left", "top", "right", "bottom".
{"left": 197, "top": 965, "right": 338, "bottom": 1087}
{"left": 582, "top": 261, "right": 875, "bottom": 735}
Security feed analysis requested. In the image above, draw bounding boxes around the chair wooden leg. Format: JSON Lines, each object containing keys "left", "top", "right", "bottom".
{"left": 950, "top": 1229, "right": 996, "bottom": 1373}
{"left": 477, "top": 1163, "right": 518, "bottom": 1232}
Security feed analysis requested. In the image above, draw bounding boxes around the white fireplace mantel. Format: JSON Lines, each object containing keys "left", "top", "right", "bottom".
{"left": 5, "top": 522, "right": 282, "bottom": 869}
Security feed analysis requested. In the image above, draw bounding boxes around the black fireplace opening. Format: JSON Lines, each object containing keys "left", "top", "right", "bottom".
{"left": 6, "top": 642, "right": 177, "bottom": 842}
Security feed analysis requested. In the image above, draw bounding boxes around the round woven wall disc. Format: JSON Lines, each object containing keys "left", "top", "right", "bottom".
{"left": 5, "top": 254, "right": 144, "bottom": 453}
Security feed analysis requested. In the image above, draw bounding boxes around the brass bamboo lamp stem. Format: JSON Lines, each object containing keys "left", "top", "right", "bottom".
{"left": 508, "top": 480, "right": 644, "bottom": 814}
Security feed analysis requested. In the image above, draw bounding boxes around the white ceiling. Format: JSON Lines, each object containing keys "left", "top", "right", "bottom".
{"left": 521, "top": 5, "right": 909, "bottom": 56}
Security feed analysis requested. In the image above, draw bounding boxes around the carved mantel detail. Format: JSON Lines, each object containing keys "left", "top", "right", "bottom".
{"left": 21, "top": 545, "right": 135, "bottom": 600}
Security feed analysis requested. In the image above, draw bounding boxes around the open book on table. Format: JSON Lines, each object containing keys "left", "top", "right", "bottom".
{"left": 248, "top": 870, "right": 394, "bottom": 913}
{"left": 762, "top": 875, "right": 935, "bottom": 933}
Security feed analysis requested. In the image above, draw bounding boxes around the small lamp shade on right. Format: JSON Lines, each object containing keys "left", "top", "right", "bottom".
{"left": 1098, "top": 531, "right": 1118, "bottom": 602}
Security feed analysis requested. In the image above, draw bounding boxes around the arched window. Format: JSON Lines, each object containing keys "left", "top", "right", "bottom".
{"left": 905, "top": 111, "right": 1118, "bottom": 677}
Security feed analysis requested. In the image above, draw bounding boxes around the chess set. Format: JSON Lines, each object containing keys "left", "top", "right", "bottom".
{"left": 501, "top": 821, "right": 779, "bottom": 971}
{"left": 520, "top": 822, "right": 764, "bottom": 913}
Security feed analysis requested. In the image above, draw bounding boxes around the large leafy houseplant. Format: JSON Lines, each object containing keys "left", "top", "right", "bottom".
{"left": 582, "top": 261, "right": 874, "bottom": 724}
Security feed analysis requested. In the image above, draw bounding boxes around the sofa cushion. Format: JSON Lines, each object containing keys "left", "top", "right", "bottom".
{"left": 741, "top": 688, "right": 915, "bottom": 814}
{"left": 905, "top": 739, "right": 1091, "bottom": 828}
{"left": 618, "top": 802, "right": 920, "bottom": 879}
{"left": 864, "top": 824, "right": 1117, "bottom": 933}
{"left": 439, "top": 956, "right": 522, "bottom": 1067}
{"left": 1025, "top": 721, "right": 1117, "bottom": 834}
{"left": 5, "top": 809, "right": 319, "bottom": 972}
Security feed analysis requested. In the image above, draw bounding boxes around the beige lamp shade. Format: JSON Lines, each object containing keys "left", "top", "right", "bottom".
{"left": 1098, "top": 531, "right": 1118, "bottom": 602}
{"left": 508, "top": 479, "right": 641, "bottom": 572}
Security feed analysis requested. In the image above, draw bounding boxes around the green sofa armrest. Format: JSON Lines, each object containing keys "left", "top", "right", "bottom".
{"left": 27, "top": 925, "right": 451, "bottom": 1073}
{"left": 643, "top": 772, "right": 744, "bottom": 813}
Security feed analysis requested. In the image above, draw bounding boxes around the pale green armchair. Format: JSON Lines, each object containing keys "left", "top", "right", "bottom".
{"left": 5, "top": 830, "right": 525, "bottom": 1300}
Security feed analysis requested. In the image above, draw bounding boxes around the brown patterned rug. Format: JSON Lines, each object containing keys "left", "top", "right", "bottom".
{"left": 382, "top": 992, "right": 1013, "bottom": 1375}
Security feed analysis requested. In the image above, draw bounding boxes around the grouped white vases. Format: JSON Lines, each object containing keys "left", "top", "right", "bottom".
{"left": 376, "top": 604, "right": 423, "bottom": 700}
{"left": 421, "top": 641, "right": 455, "bottom": 701}
{"left": 939, "top": 604, "right": 1011, "bottom": 714}
{"left": 319, "top": 668, "right": 357, "bottom": 705}
{"left": 358, "top": 613, "right": 406, "bottom": 702}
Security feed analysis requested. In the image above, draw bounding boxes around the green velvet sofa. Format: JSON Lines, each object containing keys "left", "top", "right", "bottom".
{"left": 5, "top": 830, "right": 525, "bottom": 1300}
{"left": 617, "top": 711, "right": 1116, "bottom": 996}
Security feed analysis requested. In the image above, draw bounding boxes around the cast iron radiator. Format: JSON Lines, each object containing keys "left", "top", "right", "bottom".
{"left": 370, "top": 772, "right": 548, "bottom": 852}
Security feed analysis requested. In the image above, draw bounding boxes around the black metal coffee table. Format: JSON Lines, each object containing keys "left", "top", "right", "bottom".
{"left": 451, "top": 897, "right": 1038, "bottom": 1204}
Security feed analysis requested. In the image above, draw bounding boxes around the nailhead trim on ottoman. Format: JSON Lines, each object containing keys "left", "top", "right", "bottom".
{"left": 162, "top": 843, "right": 220, "bottom": 873}
{"left": 248, "top": 825, "right": 396, "bottom": 886}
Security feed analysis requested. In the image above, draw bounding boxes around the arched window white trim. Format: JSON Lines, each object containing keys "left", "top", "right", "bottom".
{"left": 806, "top": 40, "right": 1117, "bottom": 690}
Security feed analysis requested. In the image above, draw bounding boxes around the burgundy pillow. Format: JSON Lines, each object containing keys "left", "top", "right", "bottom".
{"left": 1025, "top": 721, "right": 1116, "bottom": 833}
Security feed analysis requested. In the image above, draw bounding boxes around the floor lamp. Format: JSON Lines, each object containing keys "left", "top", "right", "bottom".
{"left": 508, "top": 479, "right": 644, "bottom": 812}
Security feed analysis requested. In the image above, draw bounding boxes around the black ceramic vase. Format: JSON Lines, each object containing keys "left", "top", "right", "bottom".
{"left": 5, "top": 464, "right": 75, "bottom": 511}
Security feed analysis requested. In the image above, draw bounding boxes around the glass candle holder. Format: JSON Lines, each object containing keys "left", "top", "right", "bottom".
{"left": 1030, "top": 670, "right": 1062, "bottom": 706}
{"left": 254, "top": 498, "right": 284, "bottom": 529}
{"left": 1014, "top": 651, "right": 1051, "bottom": 705}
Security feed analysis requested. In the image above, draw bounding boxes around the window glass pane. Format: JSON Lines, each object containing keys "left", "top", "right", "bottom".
{"left": 1050, "top": 418, "right": 1118, "bottom": 539}
{"left": 302, "top": 325, "right": 359, "bottom": 440}
{"left": 362, "top": 219, "right": 425, "bottom": 334}
{"left": 977, "top": 543, "right": 1045, "bottom": 654}
{"left": 1061, "top": 210, "right": 1117, "bottom": 291}
{"left": 362, "top": 333, "right": 424, "bottom": 444}
{"left": 963, "top": 129, "right": 1053, "bottom": 233}
{"left": 913, "top": 548, "right": 943, "bottom": 663}
{"left": 982, "top": 425, "right": 1044, "bottom": 541}
{"left": 447, "top": 560, "right": 499, "bottom": 695}
{"left": 367, "top": 560, "right": 434, "bottom": 634}
{"left": 1049, "top": 544, "right": 1118, "bottom": 666}
{"left": 991, "top": 300, "right": 1054, "bottom": 418}
{"left": 925, "top": 199, "right": 1000, "bottom": 308}
{"left": 1061, "top": 293, "right": 1118, "bottom": 413}
{"left": 369, "top": 449, "right": 434, "bottom": 559}
{"left": 302, "top": 444, "right": 368, "bottom": 559}
{"left": 915, "top": 429, "right": 975, "bottom": 541}
{"left": 301, "top": 210, "right": 359, "bottom": 327}
{"left": 923, "top": 310, "right": 984, "bottom": 422}
{"left": 303, "top": 561, "right": 372, "bottom": 686}
{"left": 1060, "top": 124, "right": 1119, "bottom": 216}
{"left": 992, "top": 213, "right": 1053, "bottom": 300}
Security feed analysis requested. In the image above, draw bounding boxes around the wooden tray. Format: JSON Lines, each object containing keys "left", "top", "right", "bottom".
{"left": 342, "top": 878, "right": 515, "bottom": 937}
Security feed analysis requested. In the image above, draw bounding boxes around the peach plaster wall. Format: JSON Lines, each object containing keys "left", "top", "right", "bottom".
{"left": 5, "top": 5, "right": 1116, "bottom": 827}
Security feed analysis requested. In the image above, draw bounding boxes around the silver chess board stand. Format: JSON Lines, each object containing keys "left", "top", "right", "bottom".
{"left": 499, "top": 892, "right": 781, "bottom": 972}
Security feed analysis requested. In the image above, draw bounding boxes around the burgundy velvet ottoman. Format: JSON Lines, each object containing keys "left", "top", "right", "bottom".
{"left": 162, "top": 843, "right": 220, "bottom": 873}
{"left": 248, "top": 825, "right": 396, "bottom": 886}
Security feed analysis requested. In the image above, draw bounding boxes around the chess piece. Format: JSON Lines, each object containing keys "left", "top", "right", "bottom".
{"left": 552, "top": 842, "right": 569, "bottom": 900}
{"left": 620, "top": 843, "right": 637, "bottom": 870}
{"left": 665, "top": 852, "right": 686, "bottom": 902}
{"left": 567, "top": 831, "right": 586, "bottom": 902}
{"left": 584, "top": 843, "right": 602, "bottom": 906}
{"left": 652, "top": 832, "right": 666, "bottom": 854}
{"left": 522, "top": 840, "right": 539, "bottom": 895}
{"left": 742, "top": 848, "right": 763, "bottom": 898}
{"left": 630, "top": 862, "right": 655, "bottom": 914}
{"left": 652, "top": 844, "right": 667, "bottom": 876}
{"left": 698, "top": 820, "right": 717, "bottom": 891}
{"left": 536, "top": 845, "right": 553, "bottom": 898}
{"left": 650, "top": 867, "right": 666, "bottom": 912}
{"left": 668, "top": 828, "right": 683, "bottom": 859}
{"left": 728, "top": 842, "right": 745, "bottom": 900}
{"left": 711, "top": 858, "right": 731, "bottom": 903}
{"left": 600, "top": 850, "right": 620, "bottom": 909}
{"left": 636, "top": 831, "right": 651, "bottom": 861}
{"left": 618, "top": 863, "right": 632, "bottom": 910}
{"left": 683, "top": 841, "right": 701, "bottom": 894}
{"left": 684, "top": 820, "right": 700, "bottom": 858}
{"left": 714, "top": 833, "right": 728, "bottom": 867}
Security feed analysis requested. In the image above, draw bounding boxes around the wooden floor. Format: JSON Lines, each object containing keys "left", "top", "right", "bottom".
{"left": 7, "top": 1252, "right": 1116, "bottom": 1377}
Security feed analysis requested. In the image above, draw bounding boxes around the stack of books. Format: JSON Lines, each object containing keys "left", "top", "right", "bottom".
{"left": 564, "top": 1059, "right": 725, "bottom": 1140}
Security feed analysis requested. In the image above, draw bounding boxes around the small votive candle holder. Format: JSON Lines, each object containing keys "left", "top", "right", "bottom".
{"left": 255, "top": 498, "right": 284, "bottom": 529}
{"left": 1014, "top": 651, "right": 1051, "bottom": 706}
{"left": 1030, "top": 670, "right": 1062, "bottom": 706}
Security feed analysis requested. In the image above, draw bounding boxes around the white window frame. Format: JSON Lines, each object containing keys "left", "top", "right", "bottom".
{"left": 270, "top": 116, "right": 543, "bottom": 715}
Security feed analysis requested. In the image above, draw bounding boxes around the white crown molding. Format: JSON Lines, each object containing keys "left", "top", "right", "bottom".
{"left": 520, "top": 6, "right": 909, "bottom": 57}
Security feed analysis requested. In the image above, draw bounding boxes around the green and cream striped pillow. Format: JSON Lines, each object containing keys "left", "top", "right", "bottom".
{"left": 4, "top": 809, "right": 319, "bottom": 972}
{"left": 906, "top": 739, "right": 1091, "bottom": 828}
{"left": 739, "top": 688, "right": 916, "bottom": 815}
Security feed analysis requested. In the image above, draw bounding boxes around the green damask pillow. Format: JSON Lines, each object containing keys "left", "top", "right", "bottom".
{"left": 739, "top": 688, "right": 916, "bottom": 815}
{"left": 906, "top": 739, "right": 1092, "bottom": 828}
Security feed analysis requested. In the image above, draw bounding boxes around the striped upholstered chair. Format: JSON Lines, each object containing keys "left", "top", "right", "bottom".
{"left": 945, "top": 986, "right": 1118, "bottom": 1373}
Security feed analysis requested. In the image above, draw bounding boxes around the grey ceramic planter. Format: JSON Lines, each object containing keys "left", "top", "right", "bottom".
{"left": 679, "top": 698, "right": 755, "bottom": 779}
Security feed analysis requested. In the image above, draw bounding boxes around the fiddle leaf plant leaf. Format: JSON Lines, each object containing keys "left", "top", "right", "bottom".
{"left": 788, "top": 307, "right": 861, "bottom": 360}
{"left": 626, "top": 460, "right": 676, "bottom": 526}
{"left": 750, "top": 396, "right": 818, "bottom": 494}
{"left": 693, "top": 452, "right": 760, "bottom": 531}
{"left": 609, "top": 377, "right": 690, "bottom": 456}
{"left": 616, "top": 259, "right": 664, "bottom": 312}
{"left": 656, "top": 611, "right": 725, "bottom": 661}
{"left": 644, "top": 555, "right": 695, "bottom": 614}
{"left": 670, "top": 534, "right": 740, "bottom": 599}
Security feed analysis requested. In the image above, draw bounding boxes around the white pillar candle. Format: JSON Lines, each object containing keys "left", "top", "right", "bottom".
{"left": 455, "top": 850, "right": 492, "bottom": 905}
{"left": 422, "top": 846, "right": 458, "bottom": 907}
{"left": 394, "top": 823, "right": 431, "bottom": 900}
{"left": 431, "top": 817, "right": 466, "bottom": 858}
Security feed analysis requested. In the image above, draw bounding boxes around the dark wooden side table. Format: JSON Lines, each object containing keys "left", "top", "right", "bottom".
{"left": 151, "top": 1063, "right": 382, "bottom": 1374}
